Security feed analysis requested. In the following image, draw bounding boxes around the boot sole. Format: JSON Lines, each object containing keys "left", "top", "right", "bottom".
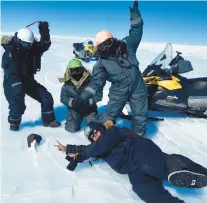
{"left": 168, "top": 170, "right": 207, "bottom": 188}
{"left": 43, "top": 124, "right": 61, "bottom": 128}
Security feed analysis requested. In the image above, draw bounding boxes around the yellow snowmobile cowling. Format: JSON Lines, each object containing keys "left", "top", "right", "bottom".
{"left": 84, "top": 44, "right": 96, "bottom": 55}
{"left": 143, "top": 76, "right": 182, "bottom": 90}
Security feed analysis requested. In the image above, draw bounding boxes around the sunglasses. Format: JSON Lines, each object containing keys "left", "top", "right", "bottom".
{"left": 97, "top": 38, "right": 113, "bottom": 51}
{"left": 84, "top": 127, "right": 97, "bottom": 142}
{"left": 70, "top": 67, "right": 84, "bottom": 75}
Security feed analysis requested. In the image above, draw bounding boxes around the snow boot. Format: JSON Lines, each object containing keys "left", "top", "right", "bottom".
{"left": 190, "top": 163, "right": 207, "bottom": 176}
{"left": 168, "top": 170, "right": 207, "bottom": 188}
{"left": 43, "top": 120, "right": 61, "bottom": 128}
{"left": 10, "top": 123, "right": 19, "bottom": 131}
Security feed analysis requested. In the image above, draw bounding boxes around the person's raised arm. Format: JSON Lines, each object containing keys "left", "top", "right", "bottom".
{"left": 123, "top": 0, "right": 143, "bottom": 54}
{"left": 35, "top": 21, "right": 51, "bottom": 53}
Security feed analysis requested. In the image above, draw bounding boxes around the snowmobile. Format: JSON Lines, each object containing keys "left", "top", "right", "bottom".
{"left": 73, "top": 39, "right": 99, "bottom": 62}
{"left": 122, "top": 44, "right": 207, "bottom": 119}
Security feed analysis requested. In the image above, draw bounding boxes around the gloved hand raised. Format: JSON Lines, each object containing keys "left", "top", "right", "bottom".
{"left": 130, "top": 0, "right": 138, "bottom": 12}
{"left": 38, "top": 21, "right": 50, "bottom": 42}
{"left": 129, "top": 0, "right": 142, "bottom": 24}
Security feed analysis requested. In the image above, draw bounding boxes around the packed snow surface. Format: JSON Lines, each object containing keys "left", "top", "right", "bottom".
{"left": 1, "top": 35, "right": 207, "bottom": 203}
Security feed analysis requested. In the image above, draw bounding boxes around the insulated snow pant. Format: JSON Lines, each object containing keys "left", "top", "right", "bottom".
{"left": 65, "top": 109, "right": 97, "bottom": 132}
{"left": 128, "top": 171, "right": 185, "bottom": 203}
{"left": 3, "top": 78, "right": 55, "bottom": 124}
{"left": 98, "top": 77, "right": 148, "bottom": 136}
{"left": 129, "top": 77, "right": 148, "bottom": 136}
{"left": 128, "top": 137, "right": 207, "bottom": 203}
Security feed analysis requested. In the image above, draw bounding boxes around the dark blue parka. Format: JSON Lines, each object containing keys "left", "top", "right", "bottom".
{"left": 66, "top": 127, "right": 185, "bottom": 203}
{"left": 78, "top": 7, "right": 148, "bottom": 136}
{"left": 1, "top": 34, "right": 55, "bottom": 124}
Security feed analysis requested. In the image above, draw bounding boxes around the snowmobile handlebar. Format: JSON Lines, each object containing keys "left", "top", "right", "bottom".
{"left": 176, "top": 51, "right": 182, "bottom": 56}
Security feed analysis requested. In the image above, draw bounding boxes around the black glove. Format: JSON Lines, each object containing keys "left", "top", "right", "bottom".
{"left": 71, "top": 97, "right": 93, "bottom": 116}
{"left": 65, "top": 154, "right": 83, "bottom": 171}
{"left": 65, "top": 155, "right": 73, "bottom": 162}
{"left": 38, "top": 21, "right": 50, "bottom": 42}
{"left": 71, "top": 98, "right": 85, "bottom": 110}
{"left": 84, "top": 101, "right": 97, "bottom": 116}
{"left": 66, "top": 159, "right": 78, "bottom": 171}
{"left": 71, "top": 98, "right": 97, "bottom": 116}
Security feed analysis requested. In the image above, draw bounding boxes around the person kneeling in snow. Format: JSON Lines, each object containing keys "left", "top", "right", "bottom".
{"left": 55, "top": 121, "right": 207, "bottom": 203}
{"left": 59, "top": 59, "right": 102, "bottom": 132}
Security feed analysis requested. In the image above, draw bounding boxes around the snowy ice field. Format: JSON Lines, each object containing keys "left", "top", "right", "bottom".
{"left": 1, "top": 35, "right": 207, "bottom": 203}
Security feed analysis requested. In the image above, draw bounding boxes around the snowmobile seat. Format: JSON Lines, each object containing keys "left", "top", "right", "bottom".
{"left": 169, "top": 51, "right": 193, "bottom": 75}
{"left": 73, "top": 43, "right": 84, "bottom": 52}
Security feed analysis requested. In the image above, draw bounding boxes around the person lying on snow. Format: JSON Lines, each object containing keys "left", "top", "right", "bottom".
{"left": 59, "top": 59, "right": 102, "bottom": 132}
{"left": 55, "top": 121, "right": 207, "bottom": 203}
{"left": 72, "top": 0, "right": 148, "bottom": 137}
{"left": 1, "top": 22, "right": 61, "bottom": 131}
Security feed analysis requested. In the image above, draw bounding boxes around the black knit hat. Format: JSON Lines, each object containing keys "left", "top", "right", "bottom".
{"left": 27, "top": 134, "right": 42, "bottom": 147}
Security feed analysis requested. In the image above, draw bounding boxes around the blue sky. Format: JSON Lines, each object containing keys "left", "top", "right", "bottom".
{"left": 1, "top": 1, "right": 207, "bottom": 46}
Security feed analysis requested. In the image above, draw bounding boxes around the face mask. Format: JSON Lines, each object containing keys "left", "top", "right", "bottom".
{"left": 71, "top": 72, "right": 83, "bottom": 81}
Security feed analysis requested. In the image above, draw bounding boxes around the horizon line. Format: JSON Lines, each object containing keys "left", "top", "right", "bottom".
{"left": 1, "top": 31, "right": 207, "bottom": 49}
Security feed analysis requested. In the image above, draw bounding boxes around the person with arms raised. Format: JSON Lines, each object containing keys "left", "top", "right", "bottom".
{"left": 72, "top": 0, "right": 148, "bottom": 136}
{"left": 1, "top": 21, "right": 61, "bottom": 131}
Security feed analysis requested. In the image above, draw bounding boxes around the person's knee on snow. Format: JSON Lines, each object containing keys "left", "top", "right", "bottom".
{"left": 64, "top": 109, "right": 82, "bottom": 133}
{"left": 65, "top": 121, "right": 81, "bottom": 133}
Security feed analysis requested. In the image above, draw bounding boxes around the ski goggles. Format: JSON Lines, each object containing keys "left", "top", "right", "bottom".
{"left": 97, "top": 38, "right": 113, "bottom": 51}
{"left": 84, "top": 126, "right": 97, "bottom": 142}
{"left": 19, "top": 40, "right": 33, "bottom": 49}
{"left": 69, "top": 67, "right": 84, "bottom": 75}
